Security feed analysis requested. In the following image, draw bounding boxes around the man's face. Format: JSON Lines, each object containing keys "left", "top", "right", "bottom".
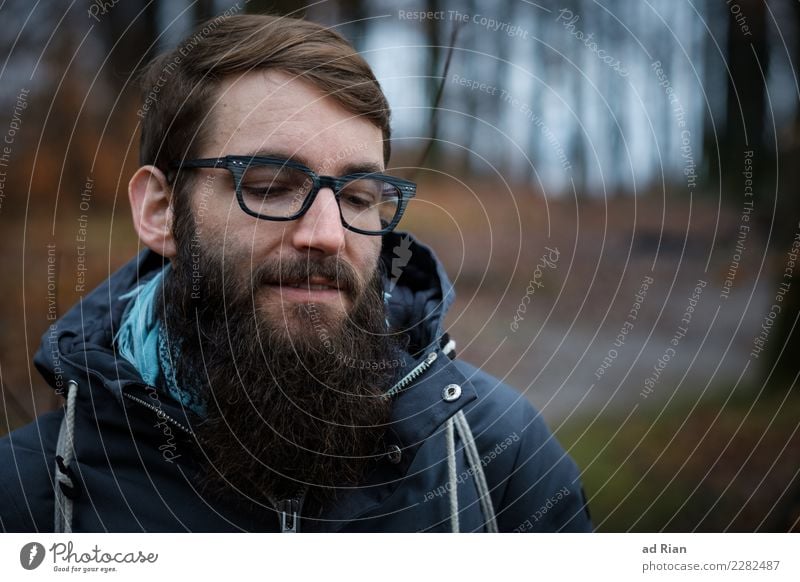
{"left": 161, "top": 69, "right": 403, "bottom": 507}
{"left": 187, "top": 69, "right": 386, "bottom": 331}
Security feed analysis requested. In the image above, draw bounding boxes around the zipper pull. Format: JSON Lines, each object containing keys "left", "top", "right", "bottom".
{"left": 275, "top": 497, "right": 301, "bottom": 533}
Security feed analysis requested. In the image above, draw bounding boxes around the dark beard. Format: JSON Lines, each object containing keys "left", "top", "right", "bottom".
{"left": 160, "top": 211, "right": 404, "bottom": 514}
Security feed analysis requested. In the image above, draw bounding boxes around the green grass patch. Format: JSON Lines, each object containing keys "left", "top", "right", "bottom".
{"left": 556, "top": 389, "right": 800, "bottom": 531}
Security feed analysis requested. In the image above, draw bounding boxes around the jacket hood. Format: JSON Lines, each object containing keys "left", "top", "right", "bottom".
{"left": 33, "top": 230, "right": 455, "bottom": 400}
{"left": 381, "top": 230, "right": 455, "bottom": 356}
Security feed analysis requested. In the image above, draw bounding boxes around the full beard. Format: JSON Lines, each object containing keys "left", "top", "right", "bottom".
{"left": 160, "top": 211, "right": 404, "bottom": 514}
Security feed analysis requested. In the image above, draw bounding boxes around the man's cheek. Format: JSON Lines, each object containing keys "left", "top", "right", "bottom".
{"left": 355, "top": 240, "right": 383, "bottom": 293}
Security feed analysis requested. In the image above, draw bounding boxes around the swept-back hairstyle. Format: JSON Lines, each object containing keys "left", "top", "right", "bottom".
{"left": 138, "top": 13, "right": 392, "bottom": 180}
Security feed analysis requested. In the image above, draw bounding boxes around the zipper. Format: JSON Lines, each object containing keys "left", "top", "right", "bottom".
{"left": 384, "top": 351, "right": 438, "bottom": 399}
{"left": 122, "top": 349, "right": 440, "bottom": 532}
{"left": 266, "top": 350, "right": 438, "bottom": 532}
{"left": 52, "top": 331, "right": 197, "bottom": 438}
{"left": 125, "top": 388, "right": 309, "bottom": 533}
{"left": 122, "top": 392, "right": 195, "bottom": 437}
{"left": 271, "top": 489, "right": 307, "bottom": 533}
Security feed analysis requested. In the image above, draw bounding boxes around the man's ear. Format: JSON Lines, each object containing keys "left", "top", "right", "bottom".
{"left": 128, "top": 165, "right": 178, "bottom": 258}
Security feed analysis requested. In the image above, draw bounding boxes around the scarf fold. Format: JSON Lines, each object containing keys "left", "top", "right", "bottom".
{"left": 115, "top": 264, "right": 206, "bottom": 416}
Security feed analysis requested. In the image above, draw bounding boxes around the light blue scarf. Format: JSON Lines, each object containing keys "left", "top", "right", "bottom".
{"left": 116, "top": 264, "right": 206, "bottom": 416}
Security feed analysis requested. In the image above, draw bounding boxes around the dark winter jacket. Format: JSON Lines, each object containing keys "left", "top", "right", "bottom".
{"left": 0, "top": 232, "right": 592, "bottom": 532}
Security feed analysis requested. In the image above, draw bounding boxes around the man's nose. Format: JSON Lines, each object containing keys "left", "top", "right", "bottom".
{"left": 290, "top": 187, "right": 346, "bottom": 255}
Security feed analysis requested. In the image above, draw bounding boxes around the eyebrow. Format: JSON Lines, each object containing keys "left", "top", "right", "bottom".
{"left": 244, "top": 149, "right": 385, "bottom": 176}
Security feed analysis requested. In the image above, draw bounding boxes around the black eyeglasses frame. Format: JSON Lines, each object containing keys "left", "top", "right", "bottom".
{"left": 168, "top": 155, "right": 416, "bottom": 236}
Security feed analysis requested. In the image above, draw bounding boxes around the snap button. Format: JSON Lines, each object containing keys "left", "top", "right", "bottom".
{"left": 386, "top": 444, "right": 402, "bottom": 464}
{"left": 442, "top": 383, "right": 462, "bottom": 402}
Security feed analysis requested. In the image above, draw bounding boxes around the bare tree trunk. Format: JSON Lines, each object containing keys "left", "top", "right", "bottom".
{"left": 98, "top": 2, "right": 159, "bottom": 90}
{"left": 423, "top": 0, "right": 444, "bottom": 169}
{"left": 765, "top": 0, "right": 800, "bottom": 394}
{"left": 193, "top": 0, "right": 216, "bottom": 23}
{"left": 723, "top": 0, "right": 768, "bottom": 193}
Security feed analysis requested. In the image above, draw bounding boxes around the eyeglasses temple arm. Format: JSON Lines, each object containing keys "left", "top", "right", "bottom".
{"left": 169, "top": 157, "right": 227, "bottom": 170}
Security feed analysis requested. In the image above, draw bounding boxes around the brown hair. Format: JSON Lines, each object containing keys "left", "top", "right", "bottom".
{"left": 137, "top": 13, "right": 392, "bottom": 177}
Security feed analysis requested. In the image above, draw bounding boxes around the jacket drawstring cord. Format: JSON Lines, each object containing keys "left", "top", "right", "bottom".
{"left": 454, "top": 410, "right": 499, "bottom": 532}
{"left": 441, "top": 337, "right": 456, "bottom": 359}
{"left": 444, "top": 415, "right": 460, "bottom": 533}
{"left": 54, "top": 379, "right": 79, "bottom": 533}
{"left": 442, "top": 337, "right": 498, "bottom": 532}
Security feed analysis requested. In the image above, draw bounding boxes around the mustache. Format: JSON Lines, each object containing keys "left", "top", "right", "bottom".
{"left": 251, "top": 256, "right": 363, "bottom": 297}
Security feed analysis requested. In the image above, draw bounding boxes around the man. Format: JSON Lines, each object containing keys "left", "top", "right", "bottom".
{"left": 0, "top": 14, "right": 591, "bottom": 533}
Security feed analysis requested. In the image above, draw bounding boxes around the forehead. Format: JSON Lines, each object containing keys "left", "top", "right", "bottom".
{"left": 204, "top": 70, "right": 384, "bottom": 171}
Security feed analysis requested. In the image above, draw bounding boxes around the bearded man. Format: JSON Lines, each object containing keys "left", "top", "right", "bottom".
{"left": 0, "top": 13, "right": 592, "bottom": 533}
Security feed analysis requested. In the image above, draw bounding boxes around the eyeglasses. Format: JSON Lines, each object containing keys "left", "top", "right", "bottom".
{"left": 168, "top": 155, "right": 416, "bottom": 236}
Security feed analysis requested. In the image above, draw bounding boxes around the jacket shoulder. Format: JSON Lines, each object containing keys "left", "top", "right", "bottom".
{"left": 451, "top": 358, "right": 536, "bottom": 423}
{"left": 450, "top": 358, "right": 593, "bottom": 532}
{"left": 0, "top": 409, "right": 63, "bottom": 532}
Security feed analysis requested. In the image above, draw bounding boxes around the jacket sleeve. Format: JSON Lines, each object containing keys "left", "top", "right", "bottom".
{"left": 491, "top": 401, "right": 593, "bottom": 532}
{"left": 0, "top": 471, "right": 40, "bottom": 532}
{"left": 0, "top": 411, "right": 63, "bottom": 532}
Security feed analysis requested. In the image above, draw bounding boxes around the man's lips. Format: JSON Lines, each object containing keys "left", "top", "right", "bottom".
{"left": 268, "top": 277, "right": 341, "bottom": 290}
{"left": 261, "top": 277, "right": 352, "bottom": 302}
{"left": 278, "top": 277, "right": 339, "bottom": 291}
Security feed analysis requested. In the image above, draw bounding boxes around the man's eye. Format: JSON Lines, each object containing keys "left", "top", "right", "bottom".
{"left": 341, "top": 193, "right": 375, "bottom": 208}
{"left": 242, "top": 185, "right": 296, "bottom": 198}
{"left": 340, "top": 179, "right": 383, "bottom": 208}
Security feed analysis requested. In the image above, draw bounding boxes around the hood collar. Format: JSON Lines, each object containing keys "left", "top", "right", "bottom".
{"left": 380, "top": 231, "right": 455, "bottom": 357}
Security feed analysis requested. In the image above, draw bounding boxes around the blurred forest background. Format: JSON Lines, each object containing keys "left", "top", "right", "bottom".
{"left": 0, "top": 0, "right": 799, "bottom": 532}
